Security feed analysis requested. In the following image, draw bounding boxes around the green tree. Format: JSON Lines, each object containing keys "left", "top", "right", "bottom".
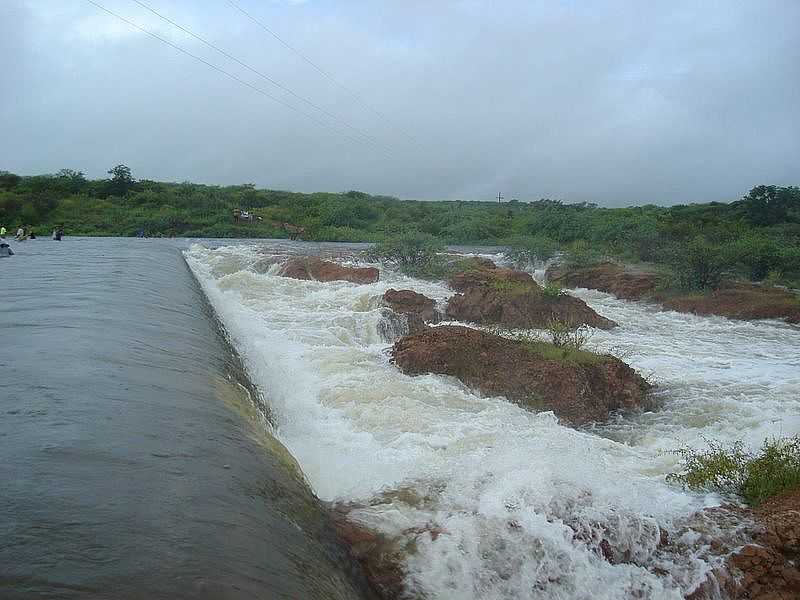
{"left": 732, "top": 233, "right": 782, "bottom": 281}
{"left": 0, "top": 171, "right": 21, "bottom": 190}
{"left": 56, "top": 169, "right": 87, "bottom": 194}
{"left": 107, "top": 164, "right": 134, "bottom": 196}
{"left": 369, "top": 230, "right": 445, "bottom": 276}
{"left": 741, "top": 185, "right": 800, "bottom": 226}
{"left": 668, "top": 237, "right": 732, "bottom": 290}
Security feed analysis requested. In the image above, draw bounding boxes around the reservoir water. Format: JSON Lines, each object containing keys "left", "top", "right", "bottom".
{"left": 0, "top": 237, "right": 372, "bottom": 600}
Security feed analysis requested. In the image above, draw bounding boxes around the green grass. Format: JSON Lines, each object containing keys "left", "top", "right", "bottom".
{"left": 667, "top": 436, "right": 800, "bottom": 506}
{"left": 541, "top": 282, "right": 564, "bottom": 298}
{"left": 520, "top": 339, "right": 609, "bottom": 365}
{"left": 489, "top": 279, "right": 538, "bottom": 297}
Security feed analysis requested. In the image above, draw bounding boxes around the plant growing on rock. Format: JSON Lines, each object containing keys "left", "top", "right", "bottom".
{"left": 546, "top": 318, "right": 593, "bottom": 350}
{"left": 541, "top": 282, "right": 564, "bottom": 299}
{"left": 667, "top": 436, "right": 800, "bottom": 506}
{"left": 490, "top": 321, "right": 602, "bottom": 365}
{"left": 369, "top": 230, "right": 446, "bottom": 278}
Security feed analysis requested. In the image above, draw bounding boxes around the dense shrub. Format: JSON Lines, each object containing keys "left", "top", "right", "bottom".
{"left": 667, "top": 436, "right": 800, "bottom": 506}
{"left": 368, "top": 230, "right": 446, "bottom": 277}
{"left": 667, "top": 237, "right": 732, "bottom": 290}
{"left": 563, "top": 240, "right": 603, "bottom": 268}
{"left": 730, "top": 233, "right": 784, "bottom": 281}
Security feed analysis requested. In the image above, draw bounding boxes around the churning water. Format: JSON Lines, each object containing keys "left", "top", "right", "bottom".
{"left": 185, "top": 241, "right": 799, "bottom": 600}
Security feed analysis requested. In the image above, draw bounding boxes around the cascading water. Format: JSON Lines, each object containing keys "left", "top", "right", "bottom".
{"left": 184, "top": 243, "right": 800, "bottom": 600}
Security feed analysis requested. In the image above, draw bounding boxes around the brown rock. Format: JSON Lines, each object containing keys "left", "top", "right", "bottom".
{"left": 448, "top": 265, "right": 535, "bottom": 293}
{"left": 381, "top": 289, "right": 439, "bottom": 333}
{"left": 462, "top": 256, "right": 498, "bottom": 270}
{"left": 688, "top": 491, "right": 800, "bottom": 600}
{"left": 547, "top": 262, "right": 800, "bottom": 324}
{"left": 446, "top": 265, "right": 616, "bottom": 330}
{"left": 280, "top": 256, "right": 379, "bottom": 284}
{"left": 729, "top": 544, "right": 800, "bottom": 600}
{"left": 755, "top": 489, "right": 800, "bottom": 559}
{"left": 446, "top": 282, "right": 617, "bottom": 330}
{"left": 546, "top": 262, "right": 658, "bottom": 301}
{"left": 391, "top": 325, "right": 650, "bottom": 426}
{"left": 660, "top": 282, "right": 800, "bottom": 324}
{"left": 330, "top": 506, "right": 409, "bottom": 600}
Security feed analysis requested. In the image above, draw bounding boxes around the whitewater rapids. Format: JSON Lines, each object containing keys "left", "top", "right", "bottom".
{"left": 185, "top": 243, "right": 800, "bottom": 600}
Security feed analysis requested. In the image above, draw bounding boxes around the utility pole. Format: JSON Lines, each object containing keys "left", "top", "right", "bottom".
{"left": 497, "top": 192, "right": 504, "bottom": 204}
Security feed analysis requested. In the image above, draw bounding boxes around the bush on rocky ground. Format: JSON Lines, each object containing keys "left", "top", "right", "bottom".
{"left": 368, "top": 231, "right": 447, "bottom": 278}
{"left": 668, "top": 436, "right": 800, "bottom": 506}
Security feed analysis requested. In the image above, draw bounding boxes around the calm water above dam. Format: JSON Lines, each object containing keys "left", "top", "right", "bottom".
{"left": 0, "top": 237, "right": 371, "bottom": 600}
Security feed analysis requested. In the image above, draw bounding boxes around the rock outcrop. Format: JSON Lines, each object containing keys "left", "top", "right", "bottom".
{"left": 728, "top": 490, "right": 800, "bottom": 600}
{"left": 686, "top": 490, "right": 800, "bottom": 600}
{"left": 446, "top": 266, "right": 617, "bottom": 330}
{"left": 331, "top": 507, "right": 407, "bottom": 600}
{"left": 546, "top": 262, "right": 658, "bottom": 301}
{"left": 547, "top": 262, "right": 800, "bottom": 324}
{"left": 662, "top": 282, "right": 800, "bottom": 324}
{"left": 280, "top": 256, "right": 379, "bottom": 284}
{"left": 381, "top": 289, "right": 439, "bottom": 334}
{"left": 391, "top": 325, "right": 650, "bottom": 426}
{"left": 448, "top": 265, "right": 534, "bottom": 293}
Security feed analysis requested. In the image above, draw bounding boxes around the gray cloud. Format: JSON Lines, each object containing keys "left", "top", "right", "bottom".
{"left": 1, "top": 0, "right": 798, "bottom": 205}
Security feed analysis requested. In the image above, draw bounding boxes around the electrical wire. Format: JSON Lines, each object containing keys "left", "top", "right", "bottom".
{"left": 84, "top": 0, "right": 382, "bottom": 151}
{"left": 130, "top": 0, "right": 386, "bottom": 149}
{"left": 225, "top": 0, "right": 418, "bottom": 145}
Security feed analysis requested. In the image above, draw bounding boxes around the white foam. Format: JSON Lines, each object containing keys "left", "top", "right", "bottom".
{"left": 185, "top": 243, "right": 799, "bottom": 599}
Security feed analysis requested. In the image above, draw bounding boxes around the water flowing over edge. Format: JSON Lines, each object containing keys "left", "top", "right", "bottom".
{"left": 184, "top": 243, "right": 800, "bottom": 600}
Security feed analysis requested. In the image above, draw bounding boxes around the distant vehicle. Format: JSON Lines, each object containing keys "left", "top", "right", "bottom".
{"left": 233, "top": 208, "right": 262, "bottom": 223}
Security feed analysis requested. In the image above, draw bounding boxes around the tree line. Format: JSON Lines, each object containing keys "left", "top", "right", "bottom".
{"left": 1, "top": 165, "right": 798, "bottom": 289}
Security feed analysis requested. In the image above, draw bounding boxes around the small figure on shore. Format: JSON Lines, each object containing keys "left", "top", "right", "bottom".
{"left": 27, "top": 226, "right": 36, "bottom": 240}
{"left": 0, "top": 225, "right": 6, "bottom": 238}
{"left": 0, "top": 242, "right": 14, "bottom": 257}
{"left": 52, "top": 226, "right": 64, "bottom": 241}
{"left": 15, "top": 226, "right": 26, "bottom": 241}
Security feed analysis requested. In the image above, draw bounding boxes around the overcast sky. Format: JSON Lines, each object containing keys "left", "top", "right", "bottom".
{"left": 2, "top": 0, "right": 798, "bottom": 206}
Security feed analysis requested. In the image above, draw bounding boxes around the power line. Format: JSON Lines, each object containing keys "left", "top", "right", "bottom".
{"left": 84, "top": 0, "right": 377, "bottom": 151}
{"left": 225, "top": 0, "right": 418, "bottom": 145}
{"left": 129, "top": 0, "right": 386, "bottom": 149}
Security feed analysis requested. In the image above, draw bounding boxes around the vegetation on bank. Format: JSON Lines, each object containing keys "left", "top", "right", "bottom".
{"left": 668, "top": 437, "right": 800, "bottom": 506}
{"left": 1, "top": 166, "right": 799, "bottom": 288}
